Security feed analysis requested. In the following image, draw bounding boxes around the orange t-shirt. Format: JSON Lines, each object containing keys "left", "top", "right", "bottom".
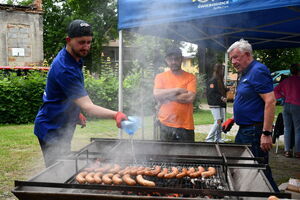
{"left": 154, "top": 70, "right": 196, "bottom": 130}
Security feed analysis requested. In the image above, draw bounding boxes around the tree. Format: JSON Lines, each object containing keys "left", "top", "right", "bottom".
{"left": 254, "top": 48, "right": 300, "bottom": 72}
{"left": 42, "top": 0, "right": 118, "bottom": 72}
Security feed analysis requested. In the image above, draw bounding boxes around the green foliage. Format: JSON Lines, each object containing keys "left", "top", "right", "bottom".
{"left": 0, "top": 71, "right": 46, "bottom": 124}
{"left": 43, "top": 0, "right": 118, "bottom": 73}
{"left": 84, "top": 69, "right": 119, "bottom": 111}
{"left": 194, "top": 73, "right": 207, "bottom": 110}
{"left": 254, "top": 48, "right": 300, "bottom": 72}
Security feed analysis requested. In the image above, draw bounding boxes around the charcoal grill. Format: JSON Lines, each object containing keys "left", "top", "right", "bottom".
{"left": 13, "top": 138, "right": 291, "bottom": 200}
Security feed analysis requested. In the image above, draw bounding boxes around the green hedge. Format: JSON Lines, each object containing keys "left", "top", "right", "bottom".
{"left": 0, "top": 70, "right": 146, "bottom": 124}
{"left": 0, "top": 71, "right": 46, "bottom": 124}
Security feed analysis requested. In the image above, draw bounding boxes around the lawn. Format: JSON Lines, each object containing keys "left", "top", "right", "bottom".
{"left": 0, "top": 106, "right": 286, "bottom": 199}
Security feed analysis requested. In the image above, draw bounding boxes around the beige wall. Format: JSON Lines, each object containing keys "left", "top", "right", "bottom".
{"left": 0, "top": 9, "right": 43, "bottom": 66}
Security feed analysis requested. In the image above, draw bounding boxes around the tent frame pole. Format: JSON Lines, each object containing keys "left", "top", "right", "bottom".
{"left": 118, "top": 30, "right": 124, "bottom": 139}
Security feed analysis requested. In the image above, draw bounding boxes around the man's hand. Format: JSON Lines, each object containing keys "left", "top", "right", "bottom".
{"left": 114, "top": 112, "right": 128, "bottom": 128}
{"left": 260, "top": 134, "right": 273, "bottom": 152}
{"left": 222, "top": 118, "right": 234, "bottom": 133}
{"left": 78, "top": 113, "right": 87, "bottom": 128}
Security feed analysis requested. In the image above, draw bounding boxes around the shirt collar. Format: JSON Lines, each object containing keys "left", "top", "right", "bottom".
{"left": 242, "top": 60, "right": 256, "bottom": 76}
{"left": 63, "top": 48, "right": 84, "bottom": 69}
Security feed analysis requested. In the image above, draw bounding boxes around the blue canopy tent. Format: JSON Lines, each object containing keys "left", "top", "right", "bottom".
{"left": 118, "top": 0, "right": 300, "bottom": 50}
{"left": 117, "top": 0, "right": 300, "bottom": 138}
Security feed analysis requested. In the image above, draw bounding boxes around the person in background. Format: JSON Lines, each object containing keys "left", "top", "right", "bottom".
{"left": 226, "top": 38, "right": 279, "bottom": 191}
{"left": 205, "top": 63, "right": 227, "bottom": 143}
{"left": 34, "top": 20, "right": 127, "bottom": 167}
{"left": 153, "top": 47, "right": 196, "bottom": 142}
{"left": 274, "top": 63, "right": 300, "bottom": 158}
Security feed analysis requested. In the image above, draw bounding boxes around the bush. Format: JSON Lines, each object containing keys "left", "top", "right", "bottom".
{"left": 0, "top": 71, "right": 46, "bottom": 124}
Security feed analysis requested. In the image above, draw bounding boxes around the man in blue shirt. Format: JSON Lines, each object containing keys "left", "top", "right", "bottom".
{"left": 227, "top": 39, "right": 278, "bottom": 191}
{"left": 34, "top": 20, "right": 127, "bottom": 167}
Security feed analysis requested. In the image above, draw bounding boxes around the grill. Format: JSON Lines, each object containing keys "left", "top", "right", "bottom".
{"left": 13, "top": 138, "right": 291, "bottom": 200}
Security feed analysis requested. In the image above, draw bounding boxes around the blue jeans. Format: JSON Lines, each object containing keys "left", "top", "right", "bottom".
{"left": 206, "top": 107, "right": 225, "bottom": 142}
{"left": 235, "top": 125, "right": 279, "bottom": 192}
{"left": 283, "top": 103, "right": 300, "bottom": 153}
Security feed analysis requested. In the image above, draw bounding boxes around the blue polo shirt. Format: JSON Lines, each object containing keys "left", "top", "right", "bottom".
{"left": 233, "top": 60, "right": 273, "bottom": 125}
{"left": 34, "top": 48, "right": 88, "bottom": 141}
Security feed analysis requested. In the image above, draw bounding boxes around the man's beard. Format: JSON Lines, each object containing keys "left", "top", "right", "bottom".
{"left": 72, "top": 47, "right": 89, "bottom": 58}
{"left": 170, "top": 64, "right": 181, "bottom": 72}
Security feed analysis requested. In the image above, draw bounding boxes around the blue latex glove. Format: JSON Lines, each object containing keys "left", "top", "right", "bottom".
{"left": 121, "top": 116, "right": 141, "bottom": 135}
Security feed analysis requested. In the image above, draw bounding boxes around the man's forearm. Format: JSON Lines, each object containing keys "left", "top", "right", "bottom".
{"left": 175, "top": 92, "right": 196, "bottom": 104}
{"left": 263, "top": 99, "right": 276, "bottom": 132}
{"left": 154, "top": 88, "right": 187, "bottom": 102}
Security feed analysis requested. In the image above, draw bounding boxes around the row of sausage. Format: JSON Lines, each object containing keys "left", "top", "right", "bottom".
{"left": 75, "top": 164, "right": 217, "bottom": 187}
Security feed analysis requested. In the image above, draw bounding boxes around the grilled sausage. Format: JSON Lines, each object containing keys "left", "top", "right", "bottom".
{"left": 201, "top": 167, "right": 216, "bottom": 178}
{"left": 189, "top": 166, "right": 205, "bottom": 178}
{"left": 109, "top": 164, "right": 121, "bottom": 174}
{"left": 145, "top": 166, "right": 161, "bottom": 176}
{"left": 95, "top": 164, "right": 111, "bottom": 173}
{"left": 137, "top": 167, "right": 152, "bottom": 175}
{"left": 164, "top": 167, "right": 179, "bottom": 179}
{"left": 118, "top": 166, "right": 131, "bottom": 175}
{"left": 94, "top": 172, "right": 103, "bottom": 184}
{"left": 76, "top": 171, "right": 88, "bottom": 184}
{"left": 122, "top": 174, "right": 136, "bottom": 186}
{"left": 176, "top": 168, "right": 188, "bottom": 179}
{"left": 112, "top": 174, "right": 123, "bottom": 185}
{"left": 157, "top": 168, "right": 168, "bottom": 178}
{"left": 102, "top": 173, "right": 114, "bottom": 184}
{"left": 187, "top": 167, "right": 195, "bottom": 176}
{"left": 85, "top": 172, "right": 96, "bottom": 184}
{"left": 136, "top": 175, "right": 156, "bottom": 187}
{"left": 129, "top": 166, "right": 139, "bottom": 176}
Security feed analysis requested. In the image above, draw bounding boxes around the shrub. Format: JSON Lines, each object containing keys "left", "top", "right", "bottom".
{"left": 0, "top": 71, "right": 46, "bottom": 124}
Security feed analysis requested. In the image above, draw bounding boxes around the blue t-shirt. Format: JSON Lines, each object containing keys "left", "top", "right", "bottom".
{"left": 233, "top": 60, "right": 273, "bottom": 125}
{"left": 34, "top": 48, "right": 88, "bottom": 141}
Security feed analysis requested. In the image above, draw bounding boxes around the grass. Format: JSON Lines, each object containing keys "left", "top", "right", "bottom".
{"left": 0, "top": 105, "right": 288, "bottom": 199}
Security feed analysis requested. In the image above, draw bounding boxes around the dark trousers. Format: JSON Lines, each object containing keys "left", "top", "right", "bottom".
{"left": 235, "top": 124, "right": 279, "bottom": 192}
{"left": 159, "top": 122, "right": 195, "bottom": 142}
{"left": 38, "top": 123, "right": 76, "bottom": 167}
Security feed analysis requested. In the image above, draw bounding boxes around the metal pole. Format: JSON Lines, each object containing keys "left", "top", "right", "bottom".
{"left": 118, "top": 30, "right": 123, "bottom": 139}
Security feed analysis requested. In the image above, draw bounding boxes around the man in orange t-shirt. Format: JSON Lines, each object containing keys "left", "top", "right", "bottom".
{"left": 153, "top": 47, "right": 196, "bottom": 142}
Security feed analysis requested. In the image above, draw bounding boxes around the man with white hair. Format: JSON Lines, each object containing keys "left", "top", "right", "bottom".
{"left": 226, "top": 39, "right": 278, "bottom": 191}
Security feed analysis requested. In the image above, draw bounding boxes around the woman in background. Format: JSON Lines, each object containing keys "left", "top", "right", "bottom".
{"left": 206, "top": 63, "right": 227, "bottom": 142}
{"left": 274, "top": 63, "right": 300, "bottom": 158}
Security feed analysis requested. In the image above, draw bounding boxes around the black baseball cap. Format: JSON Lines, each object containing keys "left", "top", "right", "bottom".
{"left": 165, "top": 47, "right": 182, "bottom": 57}
{"left": 67, "top": 19, "right": 93, "bottom": 38}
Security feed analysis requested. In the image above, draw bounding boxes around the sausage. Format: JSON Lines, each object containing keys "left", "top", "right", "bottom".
{"left": 95, "top": 164, "right": 111, "bottom": 173}
{"left": 268, "top": 196, "right": 280, "bottom": 200}
{"left": 122, "top": 174, "right": 136, "bottom": 186}
{"left": 145, "top": 166, "right": 161, "bottom": 176}
{"left": 137, "top": 167, "right": 153, "bottom": 175}
{"left": 189, "top": 166, "right": 205, "bottom": 178}
{"left": 136, "top": 175, "right": 156, "bottom": 187}
{"left": 129, "top": 166, "right": 139, "bottom": 176}
{"left": 157, "top": 168, "right": 168, "bottom": 178}
{"left": 94, "top": 172, "right": 103, "bottom": 184}
{"left": 118, "top": 166, "right": 131, "bottom": 175}
{"left": 136, "top": 166, "right": 145, "bottom": 175}
{"left": 109, "top": 164, "right": 121, "bottom": 174}
{"left": 164, "top": 167, "right": 179, "bottom": 179}
{"left": 176, "top": 168, "right": 188, "bottom": 179}
{"left": 112, "top": 174, "right": 123, "bottom": 185}
{"left": 201, "top": 167, "right": 216, "bottom": 178}
{"left": 76, "top": 171, "right": 88, "bottom": 184}
{"left": 102, "top": 173, "right": 114, "bottom": 184}
{"left": 85, "top": 172, "right": 95, "bottom": 184}
{"left": 187, "top": 167, "right": 195, "bottom": 176}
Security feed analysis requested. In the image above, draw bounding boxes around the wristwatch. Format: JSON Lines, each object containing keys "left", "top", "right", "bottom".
{"left": 262, "top": 130, "right": 272, "bottom": 136}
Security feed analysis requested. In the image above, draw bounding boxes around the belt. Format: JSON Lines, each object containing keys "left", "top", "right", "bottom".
{"left": 239, "top": 122, "right": 263, "bottom": 128}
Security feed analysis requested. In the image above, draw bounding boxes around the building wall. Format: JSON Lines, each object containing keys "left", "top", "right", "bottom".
{"left": 0, "top": 9, "right": 43, "bottom": 66}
